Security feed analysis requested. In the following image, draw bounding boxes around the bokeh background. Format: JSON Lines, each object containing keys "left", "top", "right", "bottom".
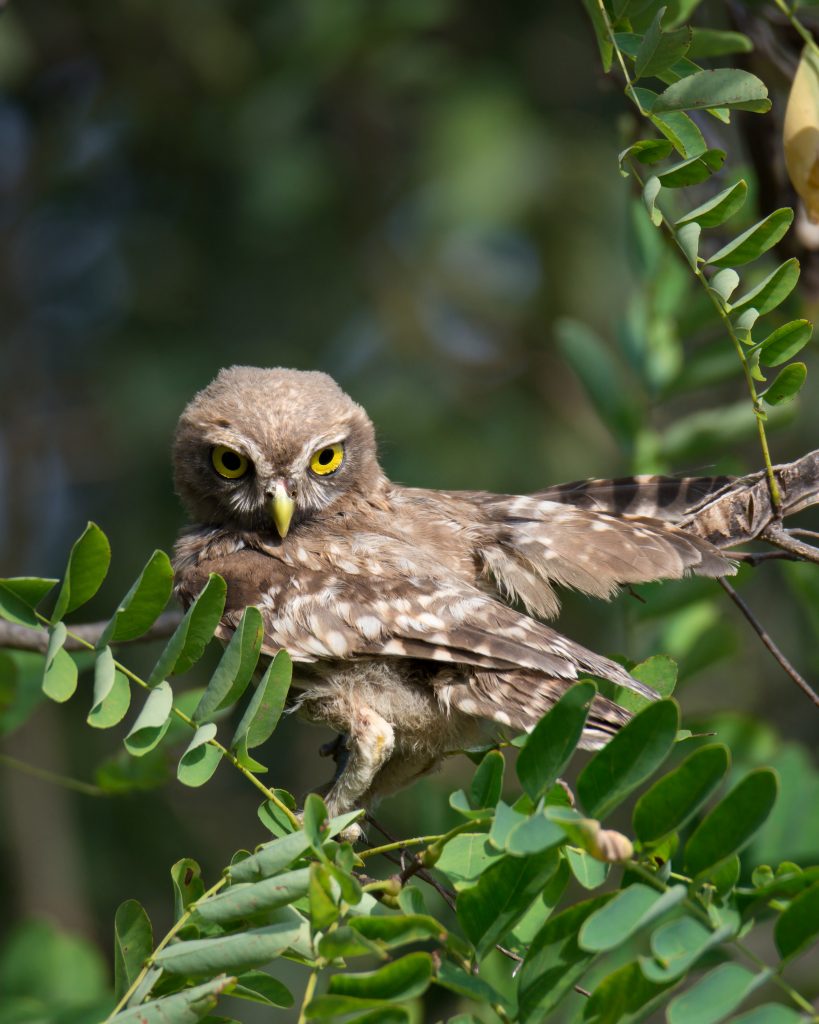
{"left": 1, "top": 2, "right": 817, "bottom": 1021}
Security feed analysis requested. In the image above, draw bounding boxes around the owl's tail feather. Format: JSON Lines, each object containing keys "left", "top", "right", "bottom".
{"left": 445, "top": 670, "right": 631, "bottom": 748}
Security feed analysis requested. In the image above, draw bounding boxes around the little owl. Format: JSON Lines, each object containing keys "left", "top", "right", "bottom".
{"left": 172, "top": 366, "right": 733, "bottom": 822}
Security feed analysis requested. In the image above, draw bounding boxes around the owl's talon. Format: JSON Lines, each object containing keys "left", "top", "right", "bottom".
{"left": 320, "top": 733, "right": 348, "bottom": 760}
{"left": 337, "top": 821, "right": 365, "bottom": 844}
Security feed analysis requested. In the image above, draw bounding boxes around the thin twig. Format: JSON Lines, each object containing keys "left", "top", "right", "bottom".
{"left": 762, "top": 523, "right": 819, "bottom": 565}
{"left": 0, "top": 610, "right": 182, "bottom": 653}
{"left": 731, "top": 550, "right": 801, "bottom": 566}
{"left": 717, "top": 578, "right": 819, "bottom": 707}
{"left": 0, "top": 752, "right": 106, "bottom": 797}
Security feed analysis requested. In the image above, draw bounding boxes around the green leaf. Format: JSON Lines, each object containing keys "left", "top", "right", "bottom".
{"left": 436, "top": 833, "right": 503, "bottom": 889}
{"left": 677, "top": 222, "right": 700, "bottom": 269}
{"left": 193, "top": 606, "right": 264, "bottom": 723}
{"left": 309, "top": 862, "right": 339, "bottom": 931}
{"left": 650, "top": 110, "right": 706, "bottom": 157}
{"left": 727, "top": 1006, "right": 805, "bottom": 1024}
{"left": 688, "top": 28, "right": 752, "bottom": 59}
{"left": 231, "top": 650, "right": 291, "bottom": 757}
{"left": 763, "top": 363, "right": 807, "bottom": 406}
{"left": 708, "top": 209, "right": 793, "bottom": 268}
{"left": 469, "top": 749, "right": 504, "bottom": 810}
{"left": 456, "top": 848, "right": 560, "bottom": 957}
{"left": 580, "top": 0, "right": 612, "bottom": 72}
{"left": 112, "top": 976, "right": 235, "bottom": 1023}
{"left": 228, "top": 831, "right": 312, "bottom": 883}
{"left": 350, "top": 915, "right": 443, "bottom": 948}
{"left": 619, "top": 139, "right": 673, "bottom": 170}
{"left": 327, "top": 952, "right": 433, "bottom": 1000}
{"left": 731, "top": 259, "right": 800, "bottom": 317}
{"left": 171, "top": 858, "right": 205, "bottom": 920}
{"left": 577, "top": 700, "right": 679, "bottom": 819}
{"left": 148, "top": 574, "right": 227, "bottom": 685}
{"left": 565, "top": 847, "right": 609, "bottom": 889}
{"left": 641, "top": 914, "right": 737, "bottom": 983}
{"left": 178, "top": 723, "right": 223, "bottom": 787}
{"left": 635, "top": 9, "right": 692, "bottom": 80}
{"left": 517, "top": 682, "right": 595, "bottom": 802}
{"left": 676, "top": 180, "right": 748, "bottom": 228}
{"left": 42, "top": 624, "right": 78, "bottom": 703}
{"left": 584, "top": 961, "right": 676, "bottom": 1024}
{"left": 303, "top": 793, "right": 330, "bottom": 852}
{"left": 232, "top": 970, "right": 293, "bottom": 1008}
{"left": 195, "top": 868, "right": 311, "bottom": 925}
{"left": 517, "top": 895, "right": 611, "bottom": 1024}
{"left": 774, "top": 880, "right": 819, "bottom": 961}
{"left": 505, "top": 812, "right": 566, "bottom": 857}
{"left": 51, "top": 523, "right": 111, "bottom": 622}
{"left": 87, "top": 647, "right": 131, "bottom": 728}
{"left": 633, "top": 743, "right": 730, "bottom": 844}
{"left": 0, "top": 577, "right": 57, "bottom": 626}
{"left": 644, "top": 176, "right": 663, "bottom": 227}
{"left": 435, "top": 959, "right": 507, "bottom": 1010}
{"left": 666, "top": 963, "right": 770, "bottom": 1024}
{"left": 685, "top": 768, "right": 779, "bottom": 876}
{"left": 305, "top": 996, "right": 393, "bottom": 1019}
{"left": 651, "top": 69, "right": 770, "bottom": 114}
{"left": 658, "top": 150, "right": 725, "bottom": 188}
{"left": 579, "top": 884, "right": 687, "bottom": 952}
{"left": 114, "top": 899, "right": 152, "bottom": 1002}
{"left": 710, "top": 269, "right": 741, "bottom": 304}
{"left": 124, "top": 681, "right": 173, "bottom": 756}
{"left": 759, "top": 320, "right": 812, "bottom": 367}
{"left": 153, "top": 911, "right": 310, "bottom": 974}
{"left": 98, "top": 551, "right": 174, "bottom": 646}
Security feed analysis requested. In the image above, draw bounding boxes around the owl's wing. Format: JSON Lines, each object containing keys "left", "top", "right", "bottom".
{"left": 474, "top": 492, "right": 735, "bottom": 619}
{"left": 177, "top": 543, "right": 657, "bottom": 702}
{"left": 535, "top": 473, "right": 734, "bottom": 520}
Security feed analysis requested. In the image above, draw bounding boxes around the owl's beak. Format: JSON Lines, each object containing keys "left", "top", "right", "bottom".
{"left": 270, "top": 481, "right": 295, "bottom": 539}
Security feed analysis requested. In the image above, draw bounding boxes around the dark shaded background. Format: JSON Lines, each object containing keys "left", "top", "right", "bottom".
{"left": 0, "top": 2, "right": 817, "bottom": 1021}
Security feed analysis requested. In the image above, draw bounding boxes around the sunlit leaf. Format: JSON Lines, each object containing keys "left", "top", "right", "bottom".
{"left": 731, "top": 259, "right": 800, "bottom": 317}
{"left": 758, "top": 320, "right": 812, "bottom": 367}
{"left": 98, "top": 551, "right": 174, "bottom": 646}
{"left": 51, "top": 523, "right": 111, "bottom": 622}
{"left": 124, "top": 681, "right": 173, "bottom": 756}
{"left": 762, "top": 363, "right": 807, "bottom": 406}
{"left": 708, "top": 209, "right": 793, "bottom": 268}
{"left": 88, "top": 647, "right": 131, "bottom": 728}
{"left": 579, "top": 884, "right": 686, "bottom": 952}
{"left": 666, "top": 963, "right": 770, "bottom": 1024}
{"left": 178, "top": 723, "right": 223, "bottom": 787}
{"left": 193, "top": 606, "right": 264, "bottom": 723}
{"left": 652, "top": 69, "right": 770, "bottom": 113}
{"left": 149, "top": 574, "right": 227, "bottom": 685}
{"left": 42, "top": 623, "right": 78, "bottom": 703}
{"left": 676, "top": 180, "right": 748, "bottom": 228}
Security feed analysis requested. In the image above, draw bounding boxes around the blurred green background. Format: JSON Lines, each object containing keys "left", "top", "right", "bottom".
{"left": 0, "top": 2, "right": 817, "bottom": 1021}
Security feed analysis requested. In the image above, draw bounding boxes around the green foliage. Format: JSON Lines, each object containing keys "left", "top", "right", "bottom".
{"left": 2, "top": 4, "right": 819, "bottom": 1022}
{"left": 2, "top": 524, "right": 818, "bottom": 1023}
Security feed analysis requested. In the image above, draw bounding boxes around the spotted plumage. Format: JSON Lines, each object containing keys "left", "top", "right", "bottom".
{"left": 173, "top": 366, "right": 735, "bottom": 821}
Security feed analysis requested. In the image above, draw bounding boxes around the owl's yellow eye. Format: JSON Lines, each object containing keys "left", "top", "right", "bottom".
{"left": 310, "top": 443, "right": 344, "bottom": 476}
{"left": 211, "top": 445, "right": 249, "bottom": 479}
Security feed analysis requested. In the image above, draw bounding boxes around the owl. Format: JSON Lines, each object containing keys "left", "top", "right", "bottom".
{"left": 172, "top": 366, "right": 733, "bottom": 822}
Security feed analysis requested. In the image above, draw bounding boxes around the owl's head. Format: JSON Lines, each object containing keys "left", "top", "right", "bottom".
{"left": 173, "top": 366, "right": 386, "bottom": 535}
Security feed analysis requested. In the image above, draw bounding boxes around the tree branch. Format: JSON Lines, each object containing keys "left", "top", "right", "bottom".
{"left": 717, "top": 578, "right": 819, "bottom": 707}
{"left": 0, "top": 610, "right": 183, "bottom": 654}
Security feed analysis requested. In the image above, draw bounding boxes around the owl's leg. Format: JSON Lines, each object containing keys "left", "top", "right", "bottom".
{"left": 321, "top": 706, "right": 395, "bottom": 819}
